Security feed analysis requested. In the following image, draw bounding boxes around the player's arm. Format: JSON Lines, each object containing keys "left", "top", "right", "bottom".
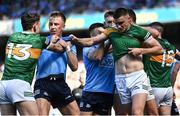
{"left": 66, "top": 41, "right": 78, "bottom": 71}
{"left": 171, "top": 61, "right": 180, "bottom": 87}
{"left": 71, "top": 33, "right": 108, "bottom": 47}
{"left": 175, "top": 51, "right": 180, "bottom": 60}
{"left": 129, "top": 36, "right": 163, "bottom": 56}
{"left": 87, "top": 43, "right": 105, "bottom": 60}
{"left": 46, "top": 35, "right": 65, "bottom": 52}
{"left": 104, "top": 40, "right": 113, "bottom": 54}
{"left": 141, "top": 26, "right": 159, "bottom": 39}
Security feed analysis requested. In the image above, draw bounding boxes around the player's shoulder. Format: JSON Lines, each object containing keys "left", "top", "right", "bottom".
{"left": 129, "top": 24, "right": 144, "bottom": 31}
{"left": 10, "top": 32, "right": 22, "bottom": 37}
{"left": 105, "top": 27, "right": 118, "bottom": 32}
{"left": 104, "top": 27, "right": 118, "bottom": 36}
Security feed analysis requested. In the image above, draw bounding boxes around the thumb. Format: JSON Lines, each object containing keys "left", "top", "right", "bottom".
{"left": 51, "top": 35, "right": 59, "bottom": 43}
{"left": 69, "top": 34, "right": 75, "bottom": 39}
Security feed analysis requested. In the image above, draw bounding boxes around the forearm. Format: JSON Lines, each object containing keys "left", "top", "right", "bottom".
{"left": 141, "top": 45, "right": 163, "bottom": 55}
{"left": 75, "top": 37, "right": 95, "bottom": 47}
{"left": 46, "top": 43, "right": 65, "bottom": 52}
{"left": 142, "top": 36, "right": 163, "bottom": 55}
{"left": 66, "top": 46, "right": 78, "bottom": 71}
{"left": 72, "top": 33, "right": 107, "bottom": 47}
{"left": 171, "top": 63, "right": 180, "bottom": 87}
{"left": 46, "top": 36, "right": 65, "bottom": 52}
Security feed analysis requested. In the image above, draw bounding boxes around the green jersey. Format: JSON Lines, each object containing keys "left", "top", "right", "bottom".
{"left": 2, "top": 32, "right": 47, "bottom": 84}
{"left": 103, "top": 24, "right": 151, "bottom": 61}
{"left": 143, "top": 39, "right": 177, "bottom": 87}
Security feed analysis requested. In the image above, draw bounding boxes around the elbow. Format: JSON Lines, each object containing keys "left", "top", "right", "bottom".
{"left": 91, "top": 54, "right": 103, "bottom": 61}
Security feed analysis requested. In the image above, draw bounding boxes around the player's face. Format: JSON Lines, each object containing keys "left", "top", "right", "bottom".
{"left": 115, "top": 14, "right": 131, "bottom": 32}
{"left": 90, "top": 27, "right": 104, "bottom": 37}
{"left": 49, "top": 16, "right": 65, "bottom": 36}
{"left": 104, "top": 16, "right": 115, "bottom": 28}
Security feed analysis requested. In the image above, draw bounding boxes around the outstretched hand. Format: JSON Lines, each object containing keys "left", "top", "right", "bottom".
{"left": 69, "top": 34, "right": 79, "bottom": 44}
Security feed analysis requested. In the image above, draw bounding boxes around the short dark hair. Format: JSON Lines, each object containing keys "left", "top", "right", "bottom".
{"left": 21, "top": 12, "right": 40, "bottom": 31}
{"left": 50, "top": 11, "right": 66, "bottom": 23}
{"left": 113, "top": 7, "right": 128, "bottom": 19}
{"left": 89, "top": 23, "right": 104, "bottom": 32}
{"left": 127, "top": 8, "right": 136, "bottom": 23}
{"left": 149, "top": 22, "right": 164, "bottom": 34}
{"left": 104, "top": 10, "right": 114, "bottom": 19}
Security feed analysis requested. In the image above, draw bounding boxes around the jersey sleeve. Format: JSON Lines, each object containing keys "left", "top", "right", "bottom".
{"left": 103, "top": 28, "right": 118, "bottom": 36}
{"left": 130, "top": 25, "right": 151, "bottom": 42}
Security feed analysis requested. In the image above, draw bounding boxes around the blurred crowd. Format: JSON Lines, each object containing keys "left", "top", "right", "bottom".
{"left": 0, "top": 0, "right": 180, "bottom": 20}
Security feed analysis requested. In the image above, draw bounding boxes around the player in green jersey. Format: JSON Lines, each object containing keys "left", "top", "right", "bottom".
{"left": 71, "top": 8, "right": 162, "bottom": 115}
{"left": 110, "top": 8, "right": 159, "bottom": 115}
{"left": 144, "top": 22, "right": 178, "bottom": 115}
{"left": 125, "top": 8, "right": 159, "bottom": 115}
{"left": 0, "top": 12, "right": 64, "bottom": 115}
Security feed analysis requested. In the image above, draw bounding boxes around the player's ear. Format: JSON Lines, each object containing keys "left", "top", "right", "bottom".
{"left": 32, "top": 23, "right": 36, "bottom": 32}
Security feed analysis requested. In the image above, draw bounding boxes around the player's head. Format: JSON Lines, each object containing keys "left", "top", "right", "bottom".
{"left": 104, "top": 10, "right": 115, "bottom": 28}
{"left": 149, "top": 22, "right": 164, "bottom": 34}
{"left": 21, "top": 12, "right": 40, "bottom": 32}
{"left": 127, "top": 8, "right": 136, "bottom": 24}
{"left": 49, "top": 11, "right": 66, "bottom": 36}
{"left": 113, "top": 7, "right": 131, "bottom": 32}
{"left": 89, "top": 23, "right": 104, "bottom": 37}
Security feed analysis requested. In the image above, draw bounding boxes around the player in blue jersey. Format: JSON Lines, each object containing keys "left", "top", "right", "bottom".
{"left": 103, "top": 10, "right": 122, "bottom": 115}
{"left": 33, "top": 11, "right": 80, "bottom": 115}
{"left": 79, "top": 23, "right": 115, "bottom": 115}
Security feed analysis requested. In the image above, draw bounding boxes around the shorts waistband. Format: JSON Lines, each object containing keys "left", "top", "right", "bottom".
{"left": 48, "top": 73, "right": 64, "bottom": 78}
{"left": 115, "top": 70, "right": 145, "bottom": 78}
{"left": 39, "top": 73, "right": 64, "bottom": 81}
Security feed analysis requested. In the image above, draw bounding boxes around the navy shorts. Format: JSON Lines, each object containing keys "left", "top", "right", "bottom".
{"left": 80, "top": 91, "right": 113, "bottom": 115}
{"left": 34, "top": 74, "right": 75, "bottom": 108}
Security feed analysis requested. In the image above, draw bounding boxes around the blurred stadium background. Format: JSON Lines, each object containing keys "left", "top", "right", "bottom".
{"left": 0, "top": 0, "right": 180, "bottom": 115}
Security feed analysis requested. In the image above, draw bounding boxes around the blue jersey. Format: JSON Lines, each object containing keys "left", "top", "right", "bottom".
{"left": 83, "top": 45, "right": 115, "bottom": 94}
{"left": 36, "top": 36, "right": 77, "bottom": 80}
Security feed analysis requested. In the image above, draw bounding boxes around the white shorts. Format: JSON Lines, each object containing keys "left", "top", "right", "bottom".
{"left": 152, "top": 87, "right": 173, "bottom": 107}
{"left": 115, "top": 70, "right": 152, "bottom": 104}
{"left": 0, "top": 79, "right": 35, "bottom": 104}
{"left": 146, "top": 77, "right": 155, "bottom": 101}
